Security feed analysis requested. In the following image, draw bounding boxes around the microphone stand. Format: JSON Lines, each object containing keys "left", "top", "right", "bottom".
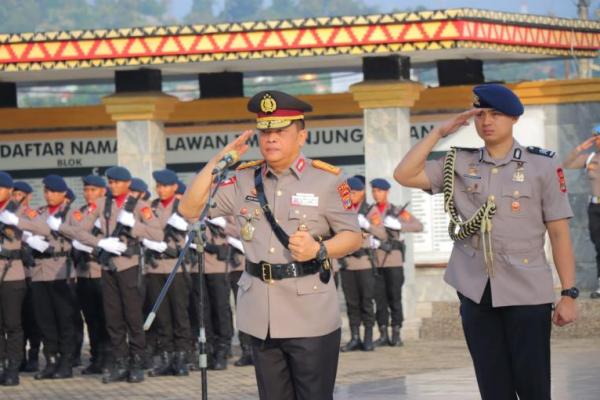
{"left": 143, "top": 170, "right": 227, "bottom": 400}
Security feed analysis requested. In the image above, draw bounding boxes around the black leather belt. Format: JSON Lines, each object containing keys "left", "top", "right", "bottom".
{"left": 35, "top": 251, "right": 70, "bottom": 259}
{"left": 0, "top": 249, "right": 23, "bottom": 260}
{"left": 350, "top": 249, "right": 368, "bottom": 258}
{"left": 246, "top": 260, "right": 321, "bottom": 282}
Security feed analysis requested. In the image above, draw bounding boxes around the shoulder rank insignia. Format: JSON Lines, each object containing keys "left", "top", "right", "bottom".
{"left": 141, "top": 206, "right": 153, "bottom": 221}
{"left": 73, "top": 210, "right": 83, "bottom": 222}
{"left": 312, "top": 160, "right": 341, "bottom": 175}
{"left": 236, "top": 160, "right": 264, "bottom": 170}
{"left": 27, "top": 208, "right": 38, "bottom": 219}
{"left": 527, "top": 146, "right": 555, "bottom": 158}
{"left": 451, "top": 146, "right": 479, "bottom": 152}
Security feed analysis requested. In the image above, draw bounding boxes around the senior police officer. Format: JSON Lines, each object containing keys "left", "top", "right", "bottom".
{"left": 58, "top": 166, "right": 163, "bottom": 383}
{"left": 562, "top": 125, "right": 600, "bottom": 299}
{"left": 0, "top": 175, "right": 78, "bottom": 380}
{"left": 0, "top": 172, "right": 27, "bottom": 386}
{"left": 143, "top": 169, "right": 193, "bottom": 377}
{"left": 179, "top": 90, "right": 362, "bottom": 400}
{"left": 368, "top": 178, "right": 423, "bottom": 347}
{"left": 394, "top": 83, "right": 578, "bottom": 400}
{"left": 338, "top": 176, "right": 377, "bottom": 352}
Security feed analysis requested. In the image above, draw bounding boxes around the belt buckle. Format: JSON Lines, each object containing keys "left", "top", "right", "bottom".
{"left": 261, "top": 262, "right": 274, "bottom": 284}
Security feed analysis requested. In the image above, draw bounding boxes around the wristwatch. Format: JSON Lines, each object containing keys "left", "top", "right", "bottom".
{"left": 316, "top": 242, "right": 329, "bottom": 262}
{"left": 560, "top": 287, "right": 579, "bottom": 299}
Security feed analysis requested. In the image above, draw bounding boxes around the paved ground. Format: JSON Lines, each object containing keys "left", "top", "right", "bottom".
{"left": 3, "top": 338, "right": 599, "bottom": 399}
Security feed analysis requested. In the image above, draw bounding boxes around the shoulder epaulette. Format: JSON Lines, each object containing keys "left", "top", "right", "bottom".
{"left": 526, "top": 146, "right": 556, "bottom": 158}
{"left": 312, "top": 159, "right": 341, "bottom": 175}
{"left": 26, "top": 208, "right": 38, "bottom": 219}
{"left": 236, "top": 160, "right": 264, "bottom": 170}
{"left": 451, "top": 146, "right": 479, "bottom": 152}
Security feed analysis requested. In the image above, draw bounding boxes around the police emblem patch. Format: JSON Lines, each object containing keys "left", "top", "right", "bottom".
{"left": 260, "top": 93, "right": 277, "bottom": 113}
{"left": 337, "top": 181, "right": 352, "bottom": 210}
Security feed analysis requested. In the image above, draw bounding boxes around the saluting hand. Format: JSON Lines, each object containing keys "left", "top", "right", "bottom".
{"left": 575, "top": 136, "right": 598, "bottom": 153}
{"left": 212, "top": 129, "right": 254, "bottom": 164}
{"left": 288, "top": 230, "right": 320, "bottom": 262}
{"left": 552, "top": 297, "right": 577, "bottom": 327}
{"left": 437, "top": 109, "right": 480, "bottom": 138}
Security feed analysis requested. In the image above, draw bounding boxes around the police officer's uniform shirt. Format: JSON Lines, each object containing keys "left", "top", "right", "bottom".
{"left": 0, "top": 202, "right": 27, "bottom": 282}
{"left": 584, "top": 152, "right": 600, "bottom": 196}
{"left": 63, "top": 204, "right": 103, "bottom": 279}
{"left": 211, "top": 153, "right": 360, "bottom": 339}
{"left": 424, "top": 140, "right": 573, "bottom": 307}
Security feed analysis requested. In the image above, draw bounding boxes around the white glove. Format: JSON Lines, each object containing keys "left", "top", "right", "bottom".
{"left": 167, "top": 213, "right": 189, "bottom": 231}
{"left": 184, "top": 234, "right": 197, "bottom": 250}
{"left": 94, "top": 218, "right": 102, "bottom": 230}
{"left": 369, "top": 237, "right": 381, "bottom": 249}
{"left": 142, "top": 239, "right": 168, "bottom": 253}
{"left": 207, "top": 217, "right": 227, "bottom": 228}
{"left": 226, "top": 236, "right": 245, "bottom": 254}
{"left": 97, "top": 237, "right": 127, "bottom": 255}
{"left": 26, "top": 235, "right": 50, "bottom": 253}
{"left": 383, "top": 215, "right": 402, "bottom": 231}
{"left": 0, "top": 211, "right": 19, "bottom": 226}
{"left": 22, "top": 230, "right": 32, "bottom": 240}
{"left": 72, "top": 240, "right": 93, "bottom": 253}
{"left": 357, "top": 214, "right": 370, "bottom": 230}
{"left": 117, "top": 211, "right": 135, "bottom": 228}
{"left": 47, "top": 216, "right": 62, "bottom": 231}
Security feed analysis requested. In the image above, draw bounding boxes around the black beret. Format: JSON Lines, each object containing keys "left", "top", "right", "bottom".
{"left": 152, "top": 169, "right": 178, "bottom": 185}
{"left": 106, "top": 166, "right": 132, "bottom": 181}
{"left": 13, "top": 181, "right": 32, "bottom": 194}
{"left": 176, "top": 179, "right": 186, "bottom": 195}
{"left": 370, "top": 178, "right": 391, "bottom": 190}
{"left": 82, "top": 175, "right": 107, "bottom": 188}
{"left": 347, "top": 177, "right": 365, "bottom": 191}
{"left": 130, "top": 177, "right": 148, "bottom": 193}
{"left": 43, "top": 174, "right": 68, "bottom": 192}
{"left": 0, "top": 171, "right": 13, "bottom": 189}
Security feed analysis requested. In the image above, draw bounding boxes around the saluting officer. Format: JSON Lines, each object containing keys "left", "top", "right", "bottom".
{"left": 562, "top": 125, "right": 600, "bottom": 299}
{"left": 1, "top": 175, "right": 77, "bottom": 380}
{"left": 368, "top": 178, "right": 423, "bottom": 347}
{"left": 58, "top": 166, "right": 163, "bottom": 384}
{"left": 179, "top": 90, "right": 362, "bottom": 400}
{"left": 338, "top": 176, "right": 377, "bottom": 352}
{"left": 394, "top": 83, "right": 578, "bottom": 400}
{"left": 0, "top": 172, "right": 27, "bottom": 386}
{"left": 143, "top": 169, "right": 193, "bottom": 377}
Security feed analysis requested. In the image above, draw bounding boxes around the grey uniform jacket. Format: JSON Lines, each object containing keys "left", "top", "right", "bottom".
{"left": 0, "top": 203, "right": 27, "bottom": 282}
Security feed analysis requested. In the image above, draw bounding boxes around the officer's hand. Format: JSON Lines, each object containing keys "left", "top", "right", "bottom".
{"left": 288, "top": 230, "right": 319, "bottom": 262}
{"left": 383, "top": 216, "right": 402, "bottom": 230}
{"left": 576, "top": 136, "right": 597, "bottom": 152}
{"left": 117, "top": 211, "right": 136, "bottom": 228}
{"left": 167, "top": 213, "right": 189, "bottom": 231}
{"left": 357, "top": 214, "right": 370, "bottom": 230}
{"left": 369, "top": 237, "right": 381, "bottom": 249}
{"left": 46, "top": 216, "right": 62, "bottom": 231}
{"left": 72, "top": 240, "right": 93, "bottom": 254}
{"left": 207, "top": 216, "right": 227, "bottom": 229}
{"left": 142, "top": 239, "right": 168, "bottom": 253}
{"left": 226, "top": 236, "right": 245, "bottom": 254}
{"left": 0, "top": 211, "right": 19, "bottom": 226}
{"left": 213, "top": 129, "right": 253, "bottom": 164}
{"left": 437, "top": 109, "right": 480, "bottom": 138}
{"left": 98, "top": 237, "right": 127, "bottom": 255}
{"left": 26, "top": 235, "right": 50, "bottom": 253}
{"left": 94, "top": 218, "right": 102, "bottom": 229}
{"left": 552, "top": 297, "right": 577, "bottom": 327}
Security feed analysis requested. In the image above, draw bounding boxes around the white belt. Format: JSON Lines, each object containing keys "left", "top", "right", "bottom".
{"left": 591, "top": 196, "right": 600, "bottom": 204}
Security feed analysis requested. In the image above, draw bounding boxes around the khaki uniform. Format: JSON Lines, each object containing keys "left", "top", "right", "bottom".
{"left": 584, "top": 152, "right": 600, "bottom": 195}
{"left": 424, "top": 140, "right": 573, "bottom": 307}
{"left": 64, "top": 205, "right": 102, "bottom": 279}
{"left": 211, "top": 154, "right": 360, "bottom": 340}
{"left": 1, "top": 204, "right": 28, "bottom": 282}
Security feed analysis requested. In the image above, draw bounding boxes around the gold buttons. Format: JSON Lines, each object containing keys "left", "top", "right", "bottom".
{"left": 276, "top": 190, "right": 283, "bottom": 197}
{"left": 269, "top": 247, "right": 275, "bottom": 254}
{"left": 491, "top": 168, "right": 498, "bottom": 174}
{"left": 513, "top": 190, "right": 520, "bottom": 197}
{"left": 488, "top": 195, "right": 495, "bottom": 202}
{"left": 523, "top": 258, "right": 529, "bottom": 264}
{"left": 294, "top": 210, "right": 300, "bottom": 215}
{"left": 313, "top": 285, "right": 318, "bottom": 291}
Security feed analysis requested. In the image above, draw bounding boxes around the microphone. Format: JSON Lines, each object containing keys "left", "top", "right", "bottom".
{"left": 211, "top": 151, "right": 240, "bottom": 175}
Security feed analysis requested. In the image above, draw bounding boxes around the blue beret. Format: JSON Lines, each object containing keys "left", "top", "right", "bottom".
{"left": 353, "top": 174, "right": 366, "bottom": 185}
{"left": 370, "top": 178, "right": 391, "bottom": 190}
{"left": 43, "top": 174, "right": 68, "bottom": 192}
{"left": 130, "top": 177, "right": 148, "bottom": 193}
{"left": 143, "top": 190, "right": 151, "bottom": 201}
{"left": 176, "top": 180, "right": 186, "bottom": 195}
{"left": 473, "top": 84, "right": 524, "bottom": 117}
{"left": 347, "top": 177, "right": 364, "bottom": 191}
{"left": 82, "top": 175, "right": 106, "bottom": 188}
{"left": 105, "top": 166, "right": 131, "bottom": 181}
{"left": 593, "top": 125, "right": 600, "bottom": 136}
{"left": 66, "top": 188, "right": 76, "bottom": 202}
{"left": 152, "top": 169, "right": 178, "bottom": 185}
{"left": 13, "top": 181, "right": 32, "bottom": 194}
{"left": 0, "top": 171, "right": 13, "bottom": 189}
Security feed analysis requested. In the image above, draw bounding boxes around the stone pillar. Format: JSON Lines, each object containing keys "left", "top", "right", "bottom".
{"left": 350, "top": 79, "right": 424, "bottom": 340}
{"left": 102, "top": 69, "right": 178, "bottom": 190}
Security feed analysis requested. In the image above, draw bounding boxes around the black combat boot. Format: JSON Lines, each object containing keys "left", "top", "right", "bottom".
{"left": 591, "top": 277, "right": 600, "bottom": 299}
{"left": 3, "top": 359, "right": 20, "bottom": 386}
{"left": 102, "top": 357, "right": 128, "bottom": 384}
{"left": 0, "top": 359, "right": 6, "bottom": 384}
{"left": 186, "top": 348, "right": 200, "bottom": 371}
{"left": 389, "top": 325, "right": 403, "bottom": 347}
{"left": 127, "top": 354, "right": 145, "bottom": 383}
{"left": 148, "top": 351, "right": 173, "bottom": 377}
{"left": 23, "top": 347, "right": 39, "bottom": 372}
{"left": 81, "top": 355, "right": 103, "bottom": 375}
{"left": 172, "top": 351, "right": 189, "bottom": 376}
{"left": 34, "top": 353, "right": 58, "bottom": 380}
{"left": 234, "top": 345, "right": 253, "bottom": 367}
{"left": 362, "top": 326, "right": 375, "bottom": 351}
{"left": 341, "top": 326, "right": 362, "bottom": 352}
{"left": 52, "top": 354, "right": 73, "bottom": 379}
{"left": 142, "top": 344, "right": 155, "bottom": 370}
{"left": 373, "top": 325, "right": 389, "bottom": 347}
{"left": 211, "top": 345, "right": 228, "bottom": 371}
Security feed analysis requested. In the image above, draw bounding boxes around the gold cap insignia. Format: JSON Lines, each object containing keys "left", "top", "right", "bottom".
{"left": 473, "top": 94, "right": 480, "bottom": 106}
{"left": 260, "top": 94, "right": 277, "bottom": 113}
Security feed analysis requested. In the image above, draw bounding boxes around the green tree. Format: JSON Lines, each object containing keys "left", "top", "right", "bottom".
{"left": 185, "top": 0, "right": 216, "bottom": 24}
{"left": 218, "top": 0, "right": 262, "bottom": 22}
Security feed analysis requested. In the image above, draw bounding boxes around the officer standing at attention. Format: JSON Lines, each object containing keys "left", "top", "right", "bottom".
{"left": 368, "top": 177, "right": 423, "bottom": 347}
{"left": 12, "top": 181, "right": 42, "bottom": 373}
{"left": 179, "top": 90, "right": 362, "bottom": 400}
{"left": 1, "top": 175, "right": 77, "bottom": 380}
{"left": 143, "top": 169, "right": 192, "bottom": 377}
{"left": 57, "top": 166, "right": 163, "bottom": 384}
{"left": 338, "top": 176, "right": 377, "bottom": 352}
{"left": 394, "top": 83, "right": 578, "bottom": 400}
{"left": 562, "top": 125, "right": 600, "bottom": 299}
{"left": 0, "top": 172, "right": 27, "bottom": 386}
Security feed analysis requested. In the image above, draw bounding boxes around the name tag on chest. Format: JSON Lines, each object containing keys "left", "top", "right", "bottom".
{"left": 291, "top": 193, "right": 319, "bottom": 207}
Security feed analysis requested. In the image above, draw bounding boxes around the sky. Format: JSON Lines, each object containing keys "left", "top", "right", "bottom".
{"left": 171, "top": 0, "right": 594, "bottom": 20}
